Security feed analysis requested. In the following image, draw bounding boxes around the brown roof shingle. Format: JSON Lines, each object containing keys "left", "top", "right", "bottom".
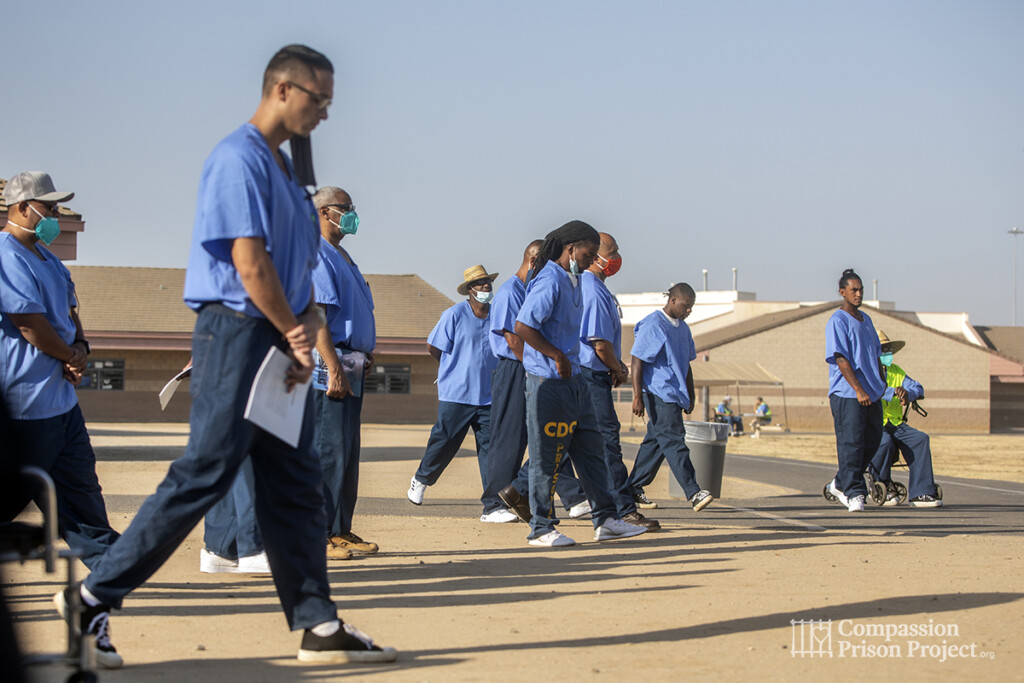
{"left": 66, "top": 266, "right": 453, "bottom": 340}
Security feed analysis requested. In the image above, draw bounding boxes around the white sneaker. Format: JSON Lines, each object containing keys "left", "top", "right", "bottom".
{"left": 200, "top": 548, "right": 240, "bottom": 574}
{"left": 480, "top": 509, "right": 519, "bottom": 523}
{"left": 528, "top": 530, "right": 576, "bottom": 547}
{"left": 847, "top": 495, "right": 866, "bottom": 512}
{"left": 407, "top": 477, "right": 426, "bottom": 505}
{"left": 594, "top": 518, "right": 648, "bottom": 541}
{"left": 827, "top": 479, "right": 850, "bottom": 508}
{"left": 568, "top": 500, "right": 592, "bottom": 519}
{"left": 238, "top": 551, "right": 271, "bottom": 573}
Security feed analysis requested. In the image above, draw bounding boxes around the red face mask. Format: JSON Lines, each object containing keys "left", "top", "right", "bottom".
{"left": 597, "top": 254, "right": 622, "bottom": 277}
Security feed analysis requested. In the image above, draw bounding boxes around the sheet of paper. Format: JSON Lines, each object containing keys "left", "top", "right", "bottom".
{"left": 243, "top": 347, "right": 311, "bottom": 448}
{"left": 312, "top": 349, "right": 366, "bottom": 397}
{"left": 158, "top": 365, "right": 193, "bottom": 411}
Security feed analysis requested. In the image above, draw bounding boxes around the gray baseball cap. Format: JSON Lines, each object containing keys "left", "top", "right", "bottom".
{"left": 3, "top": 171, "right": 74, "bottom": 205}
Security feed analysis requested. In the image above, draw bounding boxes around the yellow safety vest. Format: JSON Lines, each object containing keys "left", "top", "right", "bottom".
{"left": 882, "top": 362, "right": 907, "bottom": 427}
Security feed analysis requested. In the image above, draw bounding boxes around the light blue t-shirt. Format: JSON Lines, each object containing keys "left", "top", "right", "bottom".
{"left": 183, "top": 123, "right": 319, "bottom": 317}
{"left": 631, "top": 310, "right": 696, "bottom": 409}
{"left": 0, "top": 233, "right": 79, "bottom": 420}
{"left": 488, "top": 276, "right": 526, "bottom": 361}
{"left": 311, "top": 237, "right": 376, "bottom": 353}
{"left": 516, "top": 261, "right": 584, "bottom": 379}
{"left": 578, "top": 271, "right": 622, "bottom": 372}
{"left": 825, "top": 308, "right": 887, "bottom": 402}
{"left": 428, "top": 300, "right": 496, "bottom": 405}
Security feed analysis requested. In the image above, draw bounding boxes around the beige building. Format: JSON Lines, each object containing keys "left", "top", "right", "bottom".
{"left": 66, "top": 266, "right": 455, "bottom": 423}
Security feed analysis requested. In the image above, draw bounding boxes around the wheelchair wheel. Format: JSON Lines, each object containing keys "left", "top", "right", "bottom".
{"left": 863, "top": 471, "right": 876, "bottom": 489}
{"left": 935, "top": 484, "right": 943, "bottom": 501}
{"left": 822, "top": 483, "right": 838, "bottom": 503}
{"left": 870, "top": 480, "right": 888, "bottom": 506}
{"left": 893, "top": 481, "right": 908, "bottom": 505}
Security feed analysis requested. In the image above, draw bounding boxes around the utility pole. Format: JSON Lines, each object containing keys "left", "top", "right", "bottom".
{"left": 1010, "top": 227, "right": 1023, "bottom": 325}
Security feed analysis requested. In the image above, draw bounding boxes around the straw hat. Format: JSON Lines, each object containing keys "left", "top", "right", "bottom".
{"left": 876, "top": 329, "right": 906, "bottom": 354}
{"left": 456, "top": 265, "right": 499, "bottom": 296}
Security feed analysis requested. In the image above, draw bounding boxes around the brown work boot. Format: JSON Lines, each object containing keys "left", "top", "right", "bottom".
{"left": 329, "top": 532, "right": 379, "bottom": 556}
{"left": 326, "top": 538, "right": 353, "bottom": 560}
{"left": 622, "top": 511, "right": 661, "bottom": 531}
{"left": 498, "top": 484, "right": 531, "bottom": 523}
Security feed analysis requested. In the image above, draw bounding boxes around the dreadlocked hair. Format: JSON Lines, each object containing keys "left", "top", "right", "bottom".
{"left": 534, "top": 220, "right": 600, "bottom": 274}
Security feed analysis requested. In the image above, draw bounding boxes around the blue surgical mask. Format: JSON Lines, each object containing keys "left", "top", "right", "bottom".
{"left": 12, "top": 205, "right": 61, "bottom": 246}
{"left": 472, "top": 288, "right": 493, "bottom": 304}
{"left": 330, "top": 208, "right": 359, "bottom": 235}
{"left": 880, "top": 352, "right": 894, "bottom": 367}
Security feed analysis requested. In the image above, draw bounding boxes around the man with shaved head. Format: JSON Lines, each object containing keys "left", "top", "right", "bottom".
{"left": 491, "top": 241, "right": 590, "bottom": 523}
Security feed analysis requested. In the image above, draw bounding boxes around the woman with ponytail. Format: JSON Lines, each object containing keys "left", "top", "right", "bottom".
{"left": 513, "top": 220, "right": 647, "bottom": 547}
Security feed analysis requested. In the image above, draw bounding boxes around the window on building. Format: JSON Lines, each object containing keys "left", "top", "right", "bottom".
{"left": 363, "top": 363, "right": 411, "bottom": 394}
{"left": 612, "top": 388, "right": 633, "bottom": 404}
{"left": 80, "top": 359, "right": 125, "bottom": 391}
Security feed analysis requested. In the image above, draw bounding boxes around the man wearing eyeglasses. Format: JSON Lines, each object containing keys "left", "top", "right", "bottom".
{"left": 60, "top": 45, "right": 397, "bottom": 667}
{"left": 310, "top": 186, "right": 378, "bottom": 560}
{"left": 0, "top": 170, "right": 121, "bottom": 589}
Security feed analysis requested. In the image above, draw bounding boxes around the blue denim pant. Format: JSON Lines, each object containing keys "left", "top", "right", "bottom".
{"left": 482, "top": 358, "right": 530, "bottom": 513}
{"left": 830, "top": 394, "right": 883, "bottom": 497}
{"left": 628, "top": 392, "right": 701, "bottom": 500}
{"left": 525, "top": 373, "right": 617, "bottom": 538}
{"left": 868, "top": 422, "right": 937, "bottom": 499}
{"left": 511, "top": 454, "right": 587, "bottom": 510}
{"left": 314, "top": 389, "right": 364, "bottom": 536}
{"left": 5, "top": 404, "right": 119, "bottom": 570}
{"left": 203, "top": 458, "right": 263, "bottom": 559}
{"left": 84, "top": 305, "right": 336, "bottom": 630}
{"left": 579, "top": 366, "right": 635, "bottom": 516}
{"left": 415, "top": 401, "right": 491, "bottom": 499}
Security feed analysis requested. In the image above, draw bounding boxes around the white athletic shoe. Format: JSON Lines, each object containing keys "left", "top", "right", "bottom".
{"left": 847, "top": 495, "right": 866, "bottom": 512}
{"left": 528, "top": 530, "right": 576, "bottom": 547}
{"left": 568, "top": 500, "right": 592, "bottom": 519}
{"left": 200, "top": 548, "right": 240, "bottom": 574}
{"left": 407, "top": 477, "right": 427, "bottom": 505}
{"left": 480, "top": 509, "right": 519, "bottom": 523}
{"left": 827, "top": 479, "right": 851, "bottom": 508}
{"left": 238, "top": 551, "right": 271, "bottom": 573}
{"left": 594, "top": 518, "right": 648, "bottom": 541}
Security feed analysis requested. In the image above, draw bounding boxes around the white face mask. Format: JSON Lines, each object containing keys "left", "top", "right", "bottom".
{"left": 472, "top": 288, "right": 493, "bottom": 304}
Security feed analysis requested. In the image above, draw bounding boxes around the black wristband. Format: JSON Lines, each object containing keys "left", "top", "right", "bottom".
{"left": 74, "top": 338, "right": 91, "bottom": 355}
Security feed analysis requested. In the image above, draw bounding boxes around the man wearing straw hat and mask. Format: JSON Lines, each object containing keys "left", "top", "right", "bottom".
{"left": 868, "top": 329, "right": 942, "bottom": 508}
{"left": 407, "top": 265, "right": 503, "bottom": 519}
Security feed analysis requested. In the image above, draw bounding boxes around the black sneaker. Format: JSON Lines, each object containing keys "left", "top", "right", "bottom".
{"left": 53, "top": 586, "right": 123, "bottom": 669}
{"left": 632, "top": 488, "right": 659, "bottom": 509}
{"left": 622, "top": 511, "right": 661, "bottom": 531}
{"left": 910, "top": 494, "right": 942, "bottom": 508}
{"left": 498, "top": 484, "right": 532, "bottom": 523}
{"left": 690, "top": 489, "right": 714, "bottom": 512}
{"left": 298, "top": 623, "right": 398, "bottom": 663}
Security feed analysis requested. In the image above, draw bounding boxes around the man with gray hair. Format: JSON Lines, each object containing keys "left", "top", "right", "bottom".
{"left": 310, "top": 185, "right": 379, "bottom": 560}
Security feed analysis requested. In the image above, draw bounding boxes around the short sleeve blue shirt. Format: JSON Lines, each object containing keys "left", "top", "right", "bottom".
{"left": 311, "top": 238, "right": 376, "bottom": 353}
{"left": 488, "top": 276, "right": 526, "bottom": 361}
{"left": 578, "top": 271, "right": 622, "bottom": 372}
{"left": 516, "top": 261, "right": 584, "bottom": 379}
{"left": 825, "top": 308, "right": 887, "bottom": 401}
{"left": 183, "top": 123, "right": 319, "bottom": 317}
{"left": 630, "top": 310, "right": 696, "bottom": 409}
{"left": 428, "top": 301, "right": 496, "bottom": 405}
{"left": 0, "top": 234, "right": 79, "bottom": 419}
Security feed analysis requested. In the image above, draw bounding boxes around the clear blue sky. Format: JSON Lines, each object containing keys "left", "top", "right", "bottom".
{"left": 5, "top": 1, "right": 1022, "bottom": 324}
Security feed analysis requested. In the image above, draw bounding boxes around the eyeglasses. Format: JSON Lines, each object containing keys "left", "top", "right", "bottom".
{"left": 287, "top": 81, "right": 332, "bottom": 110}
{"left": 325, "top": 203, "right": 354, "bottom": 213}
{"left": 33, "top": 201, "right": 60, "bottom": 214}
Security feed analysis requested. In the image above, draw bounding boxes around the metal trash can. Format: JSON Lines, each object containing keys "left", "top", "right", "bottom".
{"left": 668, "top": 420, "right": 730, "bottom": 499}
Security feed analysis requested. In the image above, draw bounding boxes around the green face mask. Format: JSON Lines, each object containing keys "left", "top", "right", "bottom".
{"left": 880, "top": 352, "right": 894, "bottom": 367}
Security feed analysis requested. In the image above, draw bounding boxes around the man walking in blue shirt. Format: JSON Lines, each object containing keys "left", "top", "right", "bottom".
{"left": 407, "top": 265, "right": 499, "bottom": 518}
{"left": 311, "top": 185, "right": 379, "bottom": 559}
{"left": 56, "top": 45, "right": 396, "bottom": 666}
{"left": 627, "top": 283, "right": 714, "bottom": 512}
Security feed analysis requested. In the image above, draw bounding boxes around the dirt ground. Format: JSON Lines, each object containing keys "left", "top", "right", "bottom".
{"left": 6, "top": 423, "right": 1023, "bottom": 682}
